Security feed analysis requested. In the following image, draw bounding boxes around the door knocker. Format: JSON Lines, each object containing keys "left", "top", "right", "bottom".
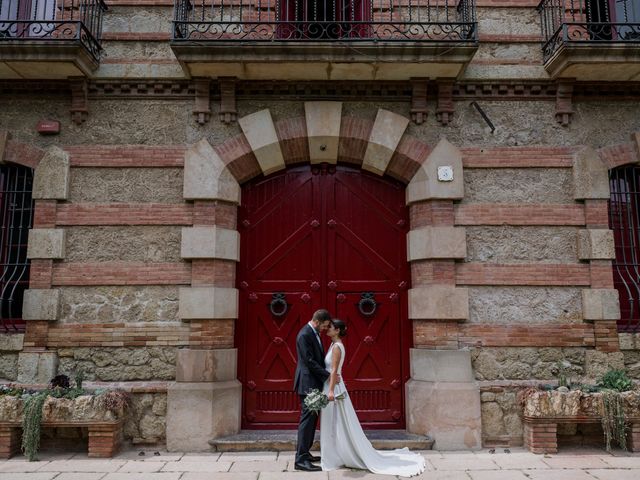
{"left": 358, "top": 292, "right": 377, "bottom": 317}
{"left": 269, "top": 292, "right": 288, "bottom": 317}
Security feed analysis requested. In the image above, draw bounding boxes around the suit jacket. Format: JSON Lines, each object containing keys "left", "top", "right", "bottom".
{"left": 293, "top": 324, "right": 330, "bottom": 395}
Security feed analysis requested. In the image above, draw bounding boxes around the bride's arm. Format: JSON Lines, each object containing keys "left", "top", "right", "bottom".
{"left": 328, "top": 346, "right": 342, "bottom": 401}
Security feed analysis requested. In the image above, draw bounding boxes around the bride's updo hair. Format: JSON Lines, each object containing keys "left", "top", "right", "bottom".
{"left": 332, "top": 319, "right": 347, "bottom": 338}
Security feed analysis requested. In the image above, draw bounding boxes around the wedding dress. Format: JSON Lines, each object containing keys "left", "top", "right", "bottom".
{"left": 320, "top": 342, "right": 426, "bottom": 477}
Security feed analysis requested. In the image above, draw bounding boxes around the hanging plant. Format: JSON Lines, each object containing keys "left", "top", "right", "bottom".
{"left": 601, "top": 389, "right": 628, "bottom": 452}
{"left": 21, "top": 392, "right": 48, "bottom": 461}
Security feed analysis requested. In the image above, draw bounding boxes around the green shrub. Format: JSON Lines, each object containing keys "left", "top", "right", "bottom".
{"left": 598, "top": 369, "right": 634, "bottom": 392}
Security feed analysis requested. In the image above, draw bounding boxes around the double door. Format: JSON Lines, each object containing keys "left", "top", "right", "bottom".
{"left": 237, "top": 164, "right": 410, "bottom": 428}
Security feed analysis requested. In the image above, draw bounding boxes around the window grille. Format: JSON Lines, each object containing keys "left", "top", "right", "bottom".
{"left": 0, "top": 165, "right": 34, "bottom": 333}
{"left": 608, "top": 164, "right": 640, "bottom": 333}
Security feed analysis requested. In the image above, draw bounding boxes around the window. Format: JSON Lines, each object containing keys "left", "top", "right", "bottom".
{"left": 586, "top": 0, "right": 640, "bottom": 40}
{"left": 0, "top": 164, "right": 34, "bottom": 333}
{"left": 276, "top": 0, "right": 371, "bottom": 39}
{"left": 0, "top": 0, "right": 57, "bottom": 38}
{"left": 608, "top": 164, "right": 640, "bottom": 333}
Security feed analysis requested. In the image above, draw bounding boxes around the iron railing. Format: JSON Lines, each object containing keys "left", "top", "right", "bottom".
{"left": 538, "top": 0, "right": 640, "bottom": 61}
{"left": 609, "top": 164, "right": 640, "bottom": 333}
{"left": 172, "top": 0, "right": 477, "bottom": 42}
{"left": 0, "top": 0, "right": 108, "bottom": 62}
{"left": 0, "top": 165, "right": 34, "bottom": 334}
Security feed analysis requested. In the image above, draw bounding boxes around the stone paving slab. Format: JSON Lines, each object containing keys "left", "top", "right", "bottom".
{"left": 0, "top": 474, "right": 58, "bottom": 480}
{"left": 587, "top": 470, "right": 640, "bottom": 480}
{"left": 55, "top": 474, "right": 107, "bottom": 480}
{"left": 467, "top": 470, "right": 529, "bottom": 480}
{"left": 161, "top": 461, "right": 232, "bottom": 472}
{"left": 524, "top": 470, "right": 595, "bottom": 480}
{"left": 181, "top": 473, "right": 259, "bottom": 480}
{"left": 1, "top": 448, "right": 640, "bottom": 479}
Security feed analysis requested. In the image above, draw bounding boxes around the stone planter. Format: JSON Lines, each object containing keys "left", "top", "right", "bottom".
{"left": 521, "top": 389, "right": 640, "bottom": 454}
{"left": 0, "top": 394, "right": 126, "bottom": 458}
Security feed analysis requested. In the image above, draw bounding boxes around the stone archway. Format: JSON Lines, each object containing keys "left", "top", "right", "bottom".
{"left": 167, "top": 102, "right": 481, "bottom": 451}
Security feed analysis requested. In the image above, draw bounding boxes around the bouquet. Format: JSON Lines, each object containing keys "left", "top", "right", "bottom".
{"left": 304, "top": 388, "right": 346, "bottom": 414}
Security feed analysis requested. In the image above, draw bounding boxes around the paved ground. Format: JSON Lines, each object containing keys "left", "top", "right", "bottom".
{"left": 1, "top": 447, "right": 639, "bottom": 479}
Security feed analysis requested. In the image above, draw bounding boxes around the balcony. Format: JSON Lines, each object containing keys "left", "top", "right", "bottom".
{"left": 538, "top": 0, "right": 640, "bottom": 80}
{"left": 0, "top": 0, "right": 107, "bottom": 79}
{"left": 171, "top": 0, "right": 478, "bottom": 81}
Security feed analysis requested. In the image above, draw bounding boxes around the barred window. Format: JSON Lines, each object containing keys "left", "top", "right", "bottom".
{"left": 608, "top": 164, "right": 640, "bottom": 333}
{"left": 0, "top": 164, "right": 34, "bottom": 333}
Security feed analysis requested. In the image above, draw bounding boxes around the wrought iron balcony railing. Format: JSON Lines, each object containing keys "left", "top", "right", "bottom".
{"left": 0, "top": 0, "right": 108, "bottom": 62}
{"left": 172, "top": 0, "right": 477, "bottom": 43}
{"left": 538, "top": 0, "right": 640, "bottom": 62}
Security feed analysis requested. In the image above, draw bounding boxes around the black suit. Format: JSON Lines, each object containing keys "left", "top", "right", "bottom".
{"left": 294, "top": 323, "right": 329, "bottom": 463}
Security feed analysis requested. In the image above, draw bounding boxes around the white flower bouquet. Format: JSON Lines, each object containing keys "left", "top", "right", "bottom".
{"left": 304, "top": 388, "right": 346, "bottom": 414}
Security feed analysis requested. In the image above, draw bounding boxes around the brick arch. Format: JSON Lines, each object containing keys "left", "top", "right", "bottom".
{"left": 597, "top": 132, "right": 640, "bottom": 170}
{"left": 213, "top": 105, "right": 430, "bottom": 186}
{"left": 0, "top": 131, "right": 47, "bottom": 169}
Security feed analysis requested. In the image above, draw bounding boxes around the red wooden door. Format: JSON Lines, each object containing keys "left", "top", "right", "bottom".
{"left": 237, "top": 164, "right": 410, "bottom": 429}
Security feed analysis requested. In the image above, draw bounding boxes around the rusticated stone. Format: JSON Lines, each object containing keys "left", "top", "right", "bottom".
{"left": 577, "top": 229, "right": 615, "bottom": 260}
{"left": 70, "top": 168, "right": 183, "bottom": 203}
{"left": 573, "top": 146, "right": 610, "bottom": 200}
{"left": 58, "top": 347, "right": 176, "bottom": 381}
{"left": 238, "top": 109, "right": 285, "bottom": 175}
{"left": 583, "top": 350, "right": 625, "bottom": 380}
{"left": 59, "top": 286, "right": 179, "bottom": 324}
{"left": 466, "top": 226, "right": 577, "bottom": 263}
{"left": 462, "top": 169, "right": 573, "bottom": 204}
{"left": 472, "top": 347, "right": 585, "bottom": 381}
{"left": 0, "top": 353, "right": 18, "bottom": 381}
{"left": 469, "top": 287, "right": 582, "bottom": 324}
{"left": 624, "top": 350, "right": 640, "bottom": 379}
{"left": 124, "top": 392, "right": 167, "bottom": 444}
{"left": 33, "top": 146, "right": 70, "bottom": 200}
{"left": 66, "top": 227, "right": 181, "bottom": 262}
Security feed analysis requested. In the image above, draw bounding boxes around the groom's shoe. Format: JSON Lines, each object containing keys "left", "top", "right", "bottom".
{"left": 294, "top": 460, "right": 322, "bottom": 472}
{"left": 309, "top": 455, "right": 321, "bottom": 462}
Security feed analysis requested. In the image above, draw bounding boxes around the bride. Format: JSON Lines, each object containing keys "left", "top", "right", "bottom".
{"left": 320, "top": 319, "right": 426, "bottom": 477}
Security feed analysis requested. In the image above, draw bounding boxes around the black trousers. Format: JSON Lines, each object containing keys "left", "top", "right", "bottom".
{"left": 295, "top": 394, "right": 319, "bottom": 463}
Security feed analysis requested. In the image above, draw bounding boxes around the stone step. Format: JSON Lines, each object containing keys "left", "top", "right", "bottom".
{"left": 209, "top": 430, "right": 433, "bottom": 452}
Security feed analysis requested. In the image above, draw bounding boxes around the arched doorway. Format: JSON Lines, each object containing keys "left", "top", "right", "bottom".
{"left": 236, "top": 163, "right": 411, "bottom": 429}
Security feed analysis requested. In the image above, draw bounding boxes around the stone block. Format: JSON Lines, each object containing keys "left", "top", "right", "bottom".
{"left": 179, "top": 287, "right": 238, "bottom": 320}
{"left": 406, "top": 379, "right": 482, "bottom": 450}
{"left": 407, "top": 226, "right": 467, "bottom": 261}
{"left": 181, "top": 226, "right": 240, "bottom": 261}
{"left": 33, "top": 146, "right": 70, "bottom": 200}
{"left": 584, "top": 350, "right": 625, "bottom": 379}
{"left": 22, "top": 289, "right": 60, "bottom": 321}
{"left": 176, "top": 348, "right": 237, "bottom": 382}
{"left": 0, "top": 334, "right": 23, "bottom": 352}
{"left": 582, "top": 289, "right": 620, "bottom": 321}
{"left": 406, "top": 138, "right": 464, "bottom": 204}
{"left": 410, "top": 349, "right": 474, "bottom": 382}
{"left": 238, "top": 109, "right": 285, "bottom": 176}
{"left": 362, "top": 109, "right": 409, "bottom": 176}
{"left": 27, "top": 228, "right": 65, "bottom": 259}
{"left": 17, "top": 351, "right": 58, "bottom": 383}
{"left": 305, "top": 101, "right": 342, "bottom": 164}
{"left": 0, "top": 131, "right": 9, "bottom": 163}
{"left": 573, "top": 146, "right": 610, "bottom": 200}
{"left": 577, "top": 229, "right": 615, "bottom": 260}
{"left": 166, "top": 380, "right": 241, "bottom": 451}
{"left": 409, "top": 285, "right": 469, "bottom": 321}
{"left": 632, "top": 131, "right": 640, "bottom": 162}
{"left": 183, "top": 139, "right": 240, "bottom": 204}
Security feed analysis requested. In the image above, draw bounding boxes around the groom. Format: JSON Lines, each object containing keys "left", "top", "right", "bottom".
{"left": 293, "top": 308, "right": 332, "bottom": 472}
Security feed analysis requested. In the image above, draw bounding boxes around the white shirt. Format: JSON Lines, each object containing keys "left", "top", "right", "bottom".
{"left": 308, "top": 322, "right": 322, "bottom": 348}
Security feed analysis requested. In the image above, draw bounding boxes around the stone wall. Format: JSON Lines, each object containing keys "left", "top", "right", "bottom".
{"left": 58, "top": 347, "right": 176, "bottom": 381}
{"left": 481, "top": 387, "right": 523, "bottom": 447}
{"left": 126, "top": 392, "right": 167, "bottom": 445}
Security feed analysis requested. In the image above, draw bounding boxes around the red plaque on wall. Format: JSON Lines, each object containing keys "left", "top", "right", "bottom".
{"left": 37, "top": 120, "right": 60, "bottom": 135}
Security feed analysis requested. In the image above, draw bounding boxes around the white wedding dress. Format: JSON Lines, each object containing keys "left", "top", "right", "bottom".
{"left": 320, "top": 342, "right": 426, "bottom": 477}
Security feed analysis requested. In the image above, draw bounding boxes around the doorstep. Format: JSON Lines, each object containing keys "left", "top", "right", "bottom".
{"left": 209, "top": 430, "right": 433, "bottom": 452}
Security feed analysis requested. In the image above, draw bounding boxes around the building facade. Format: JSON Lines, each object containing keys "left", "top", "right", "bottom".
{"left": 0, "top": 0, "right": 639, "bottom": 451}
